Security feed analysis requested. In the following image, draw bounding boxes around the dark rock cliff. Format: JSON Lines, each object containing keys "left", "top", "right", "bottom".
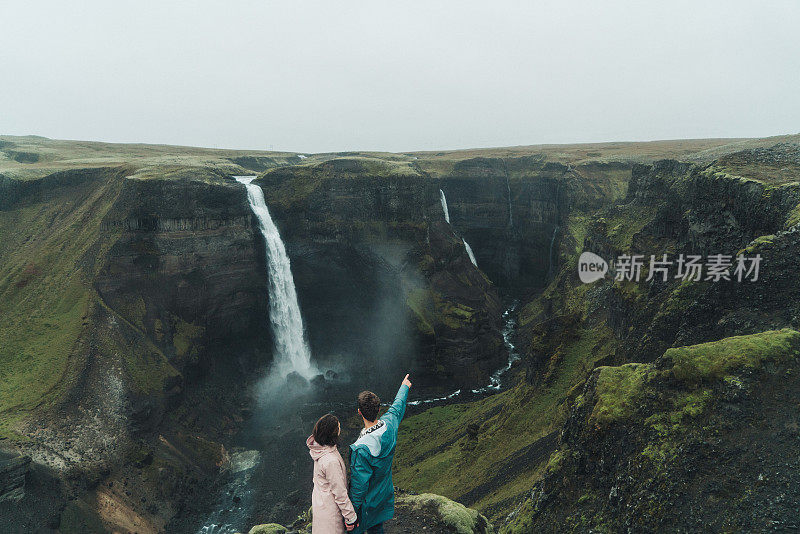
{"left": 509, "top": 329, "right": 800, "bottom": 533}
{"left": 437, "top": 157, "right": 571, "bottom": 288}
{"left": 96, "top": 175, "right": 272, "bottom": 367}
{"left": 254, "top": 159, "right": 510, "bottom": 389}
{"left": 0, "top": 453, "right": 30, "bottom": 503}
{"left": 0, "top": 168, "right": 270, "bottom": 533}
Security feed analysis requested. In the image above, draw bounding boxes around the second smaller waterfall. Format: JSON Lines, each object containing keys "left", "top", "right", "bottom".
{"left": 440, "top": 189, "right": 478, "bottom": 268}
{"left": 463, "top": 239, "right": 478, "bottom": 267}
{"left": 439, "top": 189, "right": 450, "bottom": 224}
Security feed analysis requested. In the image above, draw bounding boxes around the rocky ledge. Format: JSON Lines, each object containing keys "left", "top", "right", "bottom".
{"left": 245, "top": 490, "right": 494, "bottom": 534}
{"left": 0, "top": 452, "right": 30, "bottom": 503}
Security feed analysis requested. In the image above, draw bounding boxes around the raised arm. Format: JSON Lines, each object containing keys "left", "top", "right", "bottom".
{"left": 382, "top": 374, "right": 412, "bottom": 426}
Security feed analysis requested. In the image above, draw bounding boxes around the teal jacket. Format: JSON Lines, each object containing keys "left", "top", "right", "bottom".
{"left": 349, "top": 384, "right": 409, "bottom": 532}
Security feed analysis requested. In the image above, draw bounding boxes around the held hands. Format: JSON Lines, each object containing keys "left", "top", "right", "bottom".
{"left": 402, "top": 373, "right": 412, "bottom": 388}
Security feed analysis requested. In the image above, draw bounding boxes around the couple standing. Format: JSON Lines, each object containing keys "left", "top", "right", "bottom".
{"left": 306, "top": 374, "right": 412, "bottom": 534}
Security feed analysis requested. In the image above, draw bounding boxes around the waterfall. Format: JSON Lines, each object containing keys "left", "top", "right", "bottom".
{"left": 463, "top": 239, "right": 478, "bottom": 267}
{"left": 506, "top": 176, "right": 513, "bottom": 227}
{"left": 547, "top": 225, "right": 559, "bottom": 279}
{"left": 439, "top": 189, "right": 450, "bottom": 224}
{"left": 440, "top": 189, "right": 477, "bottom": 268}
{"left": 235, "top": 176, "right": 315, "bottom": 380}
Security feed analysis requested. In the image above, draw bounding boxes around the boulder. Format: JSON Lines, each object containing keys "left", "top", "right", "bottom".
{"left": 248, "top": 524, "right": 288, "bottom": 534}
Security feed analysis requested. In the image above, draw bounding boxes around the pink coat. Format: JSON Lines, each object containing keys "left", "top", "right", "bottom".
{"left": 307, "top": 435, "right": 357, "bottom": 534}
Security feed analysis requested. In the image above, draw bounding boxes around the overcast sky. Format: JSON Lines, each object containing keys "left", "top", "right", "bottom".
{"left": 1, "top": 1, "right": 798, "bottom": 153}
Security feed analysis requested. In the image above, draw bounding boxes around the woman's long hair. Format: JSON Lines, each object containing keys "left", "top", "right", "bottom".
{"left": 313, "top": 414, "right": 340, "bottom": 446}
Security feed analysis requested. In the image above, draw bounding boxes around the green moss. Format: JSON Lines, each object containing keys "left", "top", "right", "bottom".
{"left": 545, "top": 448, "right": 567, "bottom": 474}
{"left": 433, "top": 292, "right": 476, "bottom": 329}
{"left": 723, "top": 375, "right": 743, "bottom": 388}
{"left": 258, "top": 164, "right": 332, "bottom": 209}
{"left": 259, "top": 157, "right": 420, "bottom": 210}
{"left": 248, "top": 524, "right": 289, "bottom": 534}
{"left": 566, "top": 213, "right": 589, "bottom": 254}
{"left": 358, "top": 157, "right": 419, "bottom": 178}
{"left": 666, "top": 329, "right": 800, "bottom": 385}
{"left": 636, "top": 331, "right": 800, "bottom": 475}
{"left": 662, "top": 279, "right": 707, "bottom": 314}
{"left": 0, "top": 280, "right": 89, "bottom": 414}
{"left": 122, "top": 346, "right": 181, "bottom": 395}
{"left": 0, "top": 173, "right": 123, "bottom": 439}
{"left": 787, "top": 202, "right": 800, "bottom": 228}
{"left": 115, "top": 294, "right": 146, "bottom": 330}
{"left": 173, "top": 315, "right": 204, "bottom": 359}
{"left": 614, "top": 279, "right": 645, "bottom": 303}
{"left": 406, "top": 288, "right": 435, "bottom": 335}
{"left": 669, "top": 388, "right": 712, "bottom": 422}
{"left": 640, "top": 413, "right": 685, "bottom": 469}
{"left": 590, "top": 363, "right": 653, "bottom": 427}
{"left": 603, "top": 205, "right": 657, "bottom": 250}
{"left": 739, "top": 233, "right": 777, "bottom": 255}
{"left": 400, "top": 493, "right": 493, "bottom": 534}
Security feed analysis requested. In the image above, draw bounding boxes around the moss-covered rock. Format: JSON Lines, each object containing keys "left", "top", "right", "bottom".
{"left": 666, "top": 329, "right": 800, "bottom": 384}
{"left": 397, "top": 493, "right": 494, "bottom": 534}
{"left": 589, "top": 363, "right": 653, "bottom": 427}
{"left": 248, "top": 524, "right": 289, "bottom": 534}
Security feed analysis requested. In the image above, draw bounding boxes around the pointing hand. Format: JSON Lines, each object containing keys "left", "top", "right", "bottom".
{"left": 402, "top": 374, "right": 412, "bottom": 388}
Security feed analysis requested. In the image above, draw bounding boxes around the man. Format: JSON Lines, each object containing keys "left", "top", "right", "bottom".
{"left": 349, "top": 374, "right": 412, "bottom": 534}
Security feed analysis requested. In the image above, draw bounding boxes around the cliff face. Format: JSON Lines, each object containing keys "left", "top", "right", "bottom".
{"left": 254, "top": 159, "right": 511, "bottom": 389}
{"left": 408, "top": 220, "right": 505, "bottom": 388}
{"left": 436, "top": 157, "right": 571, "bottom": 288}
{"left": 0, "top": 453, "right": 29, "bottom": 503}
{"left": 508, "top": 329, "right": 800, "bottom": 533}
{"left": 0, "top": 168, "right": 271, "bottom": 533}
{"left": 96, "top": 175, "right": 271, "bottom": 367}
{"left": 249, "top": 156, "right": 610, "bottom": 388}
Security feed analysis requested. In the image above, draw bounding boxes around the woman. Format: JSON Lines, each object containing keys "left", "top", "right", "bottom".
{"left": 307, "top": 414, "right": 358, "bottom": 533}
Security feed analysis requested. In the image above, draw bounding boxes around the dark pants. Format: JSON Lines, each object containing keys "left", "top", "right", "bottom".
{"left": 366, "top": 523, "right": 384, "bottom": 534}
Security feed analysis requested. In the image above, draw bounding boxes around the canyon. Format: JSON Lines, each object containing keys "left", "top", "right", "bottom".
{"left": 1, "top": 134, "right": 800, "bottom": 532}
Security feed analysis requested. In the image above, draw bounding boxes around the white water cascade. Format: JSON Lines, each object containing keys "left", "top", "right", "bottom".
{"left": 440, "top": 188, "right": 478, "bottom": 268}
{"left": 439, "top": 188, "right": 450, "bottom": 224}
{"left": 473, "top": 300, "right": 520, "bottom": 394}
{"left": 235, "top": 176, "right": 315, "bottom": 380}
{"left": 463, "top": 239, "right": 478, "bottom": 267}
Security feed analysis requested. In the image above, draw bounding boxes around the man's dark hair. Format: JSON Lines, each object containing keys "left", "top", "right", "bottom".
{"left": 313, "top": 414, "right": 340, "bottom": 446}
{"left": 358, "top": 390, "right": 381, "bottom": 422}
